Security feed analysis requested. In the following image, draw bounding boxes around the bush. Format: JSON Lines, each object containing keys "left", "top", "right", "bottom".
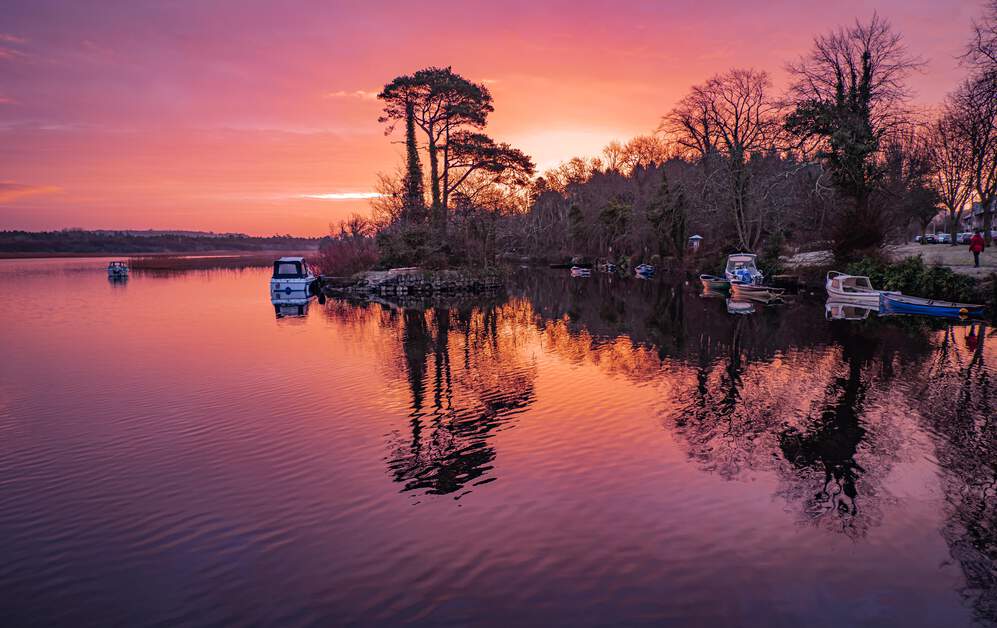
{"left": 314, "top": 215, "right": 380, "bottom": 276}
{"left": 315, "top": 236, "right": 378, "bottom": 276}
{"left": 845, "top": 255, "right": 978, "bottom": 302}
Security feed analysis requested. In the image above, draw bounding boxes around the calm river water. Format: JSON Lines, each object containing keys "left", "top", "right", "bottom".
{"left": 0, "top": 257, "right": 995, "bottom": 627}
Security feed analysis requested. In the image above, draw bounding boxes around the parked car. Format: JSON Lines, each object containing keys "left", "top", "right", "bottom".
{"left": 919, "top": 234, "right": 937, "bottom": 244}
{"left": 958, "top": 232, "right": 974, "bottom": 244}
{"left": 936, "top": 232, "right": 952, "bottom": 244}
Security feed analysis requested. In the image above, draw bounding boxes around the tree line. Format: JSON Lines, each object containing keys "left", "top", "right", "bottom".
{"left": 319, "top": 5, "right": 997, "bottom": 274}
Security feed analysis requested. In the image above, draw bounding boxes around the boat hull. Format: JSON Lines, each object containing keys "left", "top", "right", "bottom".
{"left": 881, "top": 294, "right": 985, "bottom": 318}
{"left": 823, "top": 287, "right": 882, "bottom": 307}
{"left": 270, "top": 277, "right": 318, "bottom": 296}
{"left": 730, "top": 283, "right": 784, "bottom": 297}
{"left": 699, "top": 274, "right": 730, "bottom": 291}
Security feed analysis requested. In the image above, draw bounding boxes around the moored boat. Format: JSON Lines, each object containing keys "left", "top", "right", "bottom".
{"left": 730, "top": 282, "right": 784, "bottom": 300}
{"left": 825, "top": 271, "right": 897, "bottom": 306}
{"left": 699, "top": 274, "right": 730, "bottom": 291}
{"left": 881, "top": 293, "right": 985, "bottom": 318}
{"left": 270, "top": 256, "right": 318, "bottom": 296}
{"left": 724, "top": 253, "right": 763, "bottom": 285}
{"left": 107, "top": 260, "right": 129, "bottom": 278}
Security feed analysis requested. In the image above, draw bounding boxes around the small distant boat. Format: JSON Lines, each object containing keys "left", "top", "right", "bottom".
{"left": 881, "top": 293, "right": 985, "bottom": 318}
{"left": 724, "top": 253, "right": 763, "bottom": 285}
{"left": 726, "top": 298, "right": 755, "bottom": 315}
{"left": 825, "top": 271, "right": 898, "bottom": 306}
{"left": 570, "top": 266, "right": 591, "bottom": 277}
{"left": 271, "top": 256, "right": 318, "bottom": 296}
{"left": 107, "top": 260, "right": 129, "bottom": 278}
{"left": 635, "top": 264, "right": 655, "bottom": 278}
{"left": 700, "top": 274, "right": 730, "bottom": 291}
{"left": 825, "top": 301, "right": 878, "bottom": 321}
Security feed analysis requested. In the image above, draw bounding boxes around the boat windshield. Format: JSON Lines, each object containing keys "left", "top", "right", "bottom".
{"left": 726, "top": 260, "right": 758, "bottom": 274}
{"left": 273, "top": 261, "right": 304, "bottom": 278}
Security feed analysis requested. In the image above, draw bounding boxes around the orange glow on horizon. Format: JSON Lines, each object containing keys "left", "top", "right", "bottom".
{"left": 0, "top": 0, "right": 984, "bottom": 236}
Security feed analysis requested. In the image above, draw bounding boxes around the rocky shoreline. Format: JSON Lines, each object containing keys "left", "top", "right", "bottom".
{"left": 322, "top": 267, "right": 503, "bottom": 297}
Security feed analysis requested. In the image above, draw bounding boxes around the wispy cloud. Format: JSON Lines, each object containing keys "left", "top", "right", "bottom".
{"left": 0, "top": 46, "right": 26, "bottom": 60}
{"left": 299, "top": 192, "right": 383, "bottom": 200}
{"left": 0, "top": 181, "right": 61, "bottom": 203}
{"left": 0, "top": 34, "right": 26, "bottom": 44}
{"left": 324, "top": 89, "right": 378, "bottom": 101}
{"left": 0, "top": 95, "right": 16, "bottom": 105}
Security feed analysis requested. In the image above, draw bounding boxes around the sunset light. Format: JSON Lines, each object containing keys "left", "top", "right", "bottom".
{"left": 0, "top": 0, "right": 986, "bottom": 236}
{"left": 2, "top": 2, "right": 996, "bottom": 626}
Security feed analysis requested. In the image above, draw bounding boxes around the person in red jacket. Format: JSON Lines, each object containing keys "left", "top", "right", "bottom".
{"left": 969, "top": 229, "right": 985, "bottom": 267}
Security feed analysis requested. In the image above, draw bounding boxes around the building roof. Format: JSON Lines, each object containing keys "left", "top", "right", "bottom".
{"left": 276, "top": 256, "right": 305, "bottom": 262}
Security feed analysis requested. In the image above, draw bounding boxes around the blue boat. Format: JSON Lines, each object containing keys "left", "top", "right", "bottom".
{"left": 881, "top": 293, "right": 985, "bottom": 318}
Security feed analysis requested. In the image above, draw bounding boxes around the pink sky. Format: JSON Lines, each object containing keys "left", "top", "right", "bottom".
{"left": 0, "top": 0, "right": 985, "bottom": 236}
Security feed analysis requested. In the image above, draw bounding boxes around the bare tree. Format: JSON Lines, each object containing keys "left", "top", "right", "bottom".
{"left": 965, "top": 0, "right": 997, "bottom": 72}
{"left": 927, "top": 112, "right": 975, "bottom": 244}
{"left": 949, "top": 73, "right": 997, "bottom": 244}
{"left": 663, "top": 68, "right": 783, "bottom": 249}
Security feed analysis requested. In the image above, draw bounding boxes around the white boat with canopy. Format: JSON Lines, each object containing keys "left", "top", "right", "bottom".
{"left": 270, "top": 257, "right": 318, "bottom": 296}
{"left": 824, "top": 271, "right": 897, "bottom": 306}
{"left": 724, "top": 253, "right": 763, "bottom": 285}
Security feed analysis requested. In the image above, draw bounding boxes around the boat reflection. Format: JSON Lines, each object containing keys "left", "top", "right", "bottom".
{"left": 272, "top": 295, "right": 313, "bottom": 318}
{"left": 726, "top": 298, "right": 755, "bottom": 315}
{"left": 824, "top": 300, "right": 878, "bottom": 321}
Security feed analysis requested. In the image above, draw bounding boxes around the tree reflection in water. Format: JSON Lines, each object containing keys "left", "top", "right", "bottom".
{"left": 323, "top": 273, "right": 997, "bottom": 622}
{"left": 387, "top": 301, "right": 537, "bottom": 498}
{"left": 918, "top": 323, "right": 997, "bottom": 624}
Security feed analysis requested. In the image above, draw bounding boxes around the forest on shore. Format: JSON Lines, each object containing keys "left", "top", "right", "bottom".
{"left": 0, "top": 230, "right": 320, "bottom": 256}
{"left": 318, "top": 5, "right": 997, "bottom": 277}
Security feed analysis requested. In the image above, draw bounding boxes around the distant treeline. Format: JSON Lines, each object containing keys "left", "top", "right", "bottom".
{"left": 0, "top": 230, "right": 321, "bottom": 255}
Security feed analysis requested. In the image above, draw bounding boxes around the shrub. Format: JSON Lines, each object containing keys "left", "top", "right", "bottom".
{"left": 314, "top": 214, "right": 379, "bottom": 276}
{"left": 845, "top": 255, "right": 978, "bottom": 302}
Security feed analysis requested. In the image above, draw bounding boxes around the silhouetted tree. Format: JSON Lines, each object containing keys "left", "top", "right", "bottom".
{"left": 664, "top": 68, "right": 783, "bottom": 250}
{"left": 379, "top": 67, "right": 533, "bottom": 239}
{"left": 948, "top": 72, "right": 997, "bottom": 244}
{"left": 927, "top": 111, "right": 975, "bottom": 244}
{"left": 785, "top": 14, "right": 922, "bottom": 257}
{"left": 646, "top": 170, "right": 687, "bottom": 260}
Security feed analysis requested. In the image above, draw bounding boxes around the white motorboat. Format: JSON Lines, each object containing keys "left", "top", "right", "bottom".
{"left": 570, "top": 266, "right": 592, "bottom": 277}
{"left": 107, "top": 260, "right": 129, "bottom": 278}
{"left": 825, "top": 271, "right": 897, "bottom": 306}
{"left": 270, "top": 256, "right": 318, "bottom": 296}
{"left": 724, "top": 253, "right": 763, "bottom": 285}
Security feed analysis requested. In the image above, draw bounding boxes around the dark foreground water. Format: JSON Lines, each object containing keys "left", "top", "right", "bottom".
{"left": 0, "top": 258, "right": 994, "bottom": 627}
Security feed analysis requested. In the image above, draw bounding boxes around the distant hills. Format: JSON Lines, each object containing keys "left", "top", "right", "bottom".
{"left": 0, "top": 229, "right": 322, "bottom": 256}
